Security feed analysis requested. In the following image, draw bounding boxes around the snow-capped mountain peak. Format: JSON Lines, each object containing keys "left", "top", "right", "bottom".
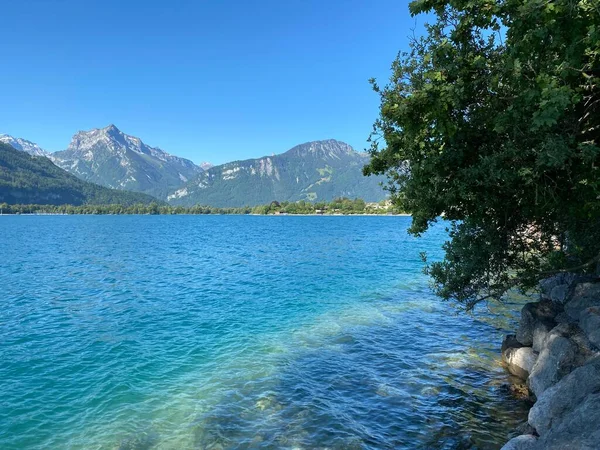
{"left": 0, "top": 134, "right": 49, "bottom": 157}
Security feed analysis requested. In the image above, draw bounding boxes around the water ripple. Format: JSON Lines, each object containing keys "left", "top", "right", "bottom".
{"left": 0, "top": 216, "right": 529, "bottom": 449}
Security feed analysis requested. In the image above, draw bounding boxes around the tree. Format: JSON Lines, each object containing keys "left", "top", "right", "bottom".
{"left": 365, "top": 0, "right": 600, "bottom": 310}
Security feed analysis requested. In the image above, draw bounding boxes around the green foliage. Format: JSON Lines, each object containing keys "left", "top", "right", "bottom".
{"left": 0, "top": 143, "right": 160, "bottom": 206}
{"left": 0, "top": 198, "right": 400, "bottom": 216}
{"left": 365, "top": 0, "right": 600, "bottom": 309}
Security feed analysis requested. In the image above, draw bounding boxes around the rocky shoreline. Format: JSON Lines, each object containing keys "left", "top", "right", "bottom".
{"left": 501, "top": 274, "right": 600, "bottom": 449}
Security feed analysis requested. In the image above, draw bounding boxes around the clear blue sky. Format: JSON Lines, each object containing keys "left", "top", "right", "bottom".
{"left": 1, "top": 0, "right": 424, "bottom": 165}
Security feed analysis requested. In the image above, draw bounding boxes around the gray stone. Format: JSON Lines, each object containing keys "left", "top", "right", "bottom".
{"left": 529, "top": 357, "right": 600, "bottom": 436}
{"left": 535, "top": 392, "right": 600, "bottom": 449}
{"left": 540, "top": 273, "right": 578, "bottom": 300}
{"left": 528, "top": 335, "right": 577, "bottom": 397}
{"left": 565, "top": 282, "right": 600, "bottom": 320}
{"left": 538, "top": 322, "right": 596, "bottom": 369}
{"left": 579, "top": 307, "right": 600, "bottom": 350}
{"left": 554, "top": 312, "right": 576, "bottom": 324}
{"left": 505, "top": 347, "right": 538, "bottom": 380}
{"left": 502, "top": 334, "right": 524, "bottom": 354}
{"left": 517, "top": 301, "right": 561, "bottom": 346}
{"left": 500, "top": 435, "right": 538, "bottom": 450}
{"left": 532, "top": 323, "right": 554, "bottom": 353}
{"left": 549, "top": 284, "right": 569, "bottom": 305}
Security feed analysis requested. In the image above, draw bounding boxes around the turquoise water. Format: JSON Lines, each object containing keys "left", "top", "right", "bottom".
{"left": 0, "top": 216, "right": 528, "bottom": 449}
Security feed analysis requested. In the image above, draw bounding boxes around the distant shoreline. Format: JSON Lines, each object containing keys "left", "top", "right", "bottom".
{"left": 0, "top": 212, "right": 411, "bottom": 217}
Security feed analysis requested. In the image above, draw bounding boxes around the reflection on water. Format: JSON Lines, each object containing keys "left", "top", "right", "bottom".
{"left": 0, "top": 216, "right": 529, "bottom": 449}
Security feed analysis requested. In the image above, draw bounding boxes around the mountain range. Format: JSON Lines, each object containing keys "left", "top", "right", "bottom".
{"left": 169, "top": 140, "right": 386, "bottom": 207}
{"left": 1, "top": 125, "right": 387, "bottom": 206}
{"left": 0, "top": 142, "right": 157, "bottom": 206}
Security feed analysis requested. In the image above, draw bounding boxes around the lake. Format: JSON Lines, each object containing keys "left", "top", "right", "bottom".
{"left": 0, "top": 215, "right": 529, "bottom": 449}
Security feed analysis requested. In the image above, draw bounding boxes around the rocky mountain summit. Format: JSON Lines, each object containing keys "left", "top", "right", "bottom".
{"left": 168, "top": 139, "right": 386, "bottom": 207}
{"left": 501, "top": 274, "right": 600, "bottom": 449}
{"left": 51, "top": 125, "right": 203, "bottom": 198}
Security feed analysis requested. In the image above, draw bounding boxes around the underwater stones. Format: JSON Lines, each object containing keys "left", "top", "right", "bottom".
{"left": 117, "top": 431, "right": 159, "bottom": 450}
{"left": 500, "top": 434, "right": 538, "bottom": 450}
{"left": 516, "top": 301, "right": 561, "bottom": 346}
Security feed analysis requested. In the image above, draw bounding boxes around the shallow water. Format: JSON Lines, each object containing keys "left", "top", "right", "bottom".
{"left": 0, "top": 216, "right": 529, "bottom": 449}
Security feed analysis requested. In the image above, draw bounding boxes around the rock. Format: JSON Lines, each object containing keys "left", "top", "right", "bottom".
{"left": 516, "top": 301, "right": 561, "bottom": 346}
{"left": 549, "top": 284, "right": 569, "bottom": 305}
{"left": 540, "top": 273, "right": 578, "bottom": 301}
{"left": 532, "top": 324, "right": 554, "bottom": 353}
{"left": 515, "top": 421, "right": 538, "bottom": 436}
{"left": 502, "top": 335, "right": 537, "bottom": 380}
{"left": 535, "top": 392, "right": 600, "bottom": 449}
{"left": 502, "top": 334, "right": 524, "bottom": 355}
{"left": 546, "top": 322, "right": 596, "bottom": 365}
{"left": 528, "top": 335, "right": 577, "bottom": 397}
{"left": 565, "top": 282, "right": 600, "bottom": 320}
{"left": 554, "top": 311, "right": 576, "bottom": 324}
{"left": 579, "top": 307, "right": 600, "bottom": 350}
{"left": 505, "top": 347, "right": 537, "bottom": 380}
{"left": 528, "top": 357, "right": 600, "bottom": 436}
{"left": 500, "top": 435, "right": 538, "bottom": 450}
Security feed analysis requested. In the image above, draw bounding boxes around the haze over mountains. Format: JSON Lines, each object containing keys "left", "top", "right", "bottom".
{"left": 1, "top": 125, "right": 387, "bottom": 206}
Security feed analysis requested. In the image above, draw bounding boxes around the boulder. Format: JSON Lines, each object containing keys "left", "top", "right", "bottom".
{"left": 502, "top": 335, "right": 537, "bottom": 380}
{"left": 565, "top": 282, "right": 600, "bottom": 320}
{"left": 500, "top": 435, "right": 538, "bottom": 450}
{"left": 516, "top": 301, "right": 561, "bottom": 346}
{"left": 528, "top": 335, "right": 577, "bottom": 397}
{"left": 532, "top": 325, "right": 552, "bottom": 353}
{"left": 535, "top": 393, "right": 600, "bottom": 449}
{"left": 549, "top": 284, "right": 569, "bottom": 305}
{"left": 502, "top": 334, "right": 524, "bottom": 355}
{"left": 528, "top": 357, "right": 600, "bottom": 436}
{"left": 539, "top": 273, "right": 578, "bottom": 301}
{"left": 504, "top": 347, "right": 537, "bottom": 380}
{"left": 579, "top": 307, "right": 600, "bottom": 350}
{"left": 553, "top": 311, "right": 576, "bottom": 325}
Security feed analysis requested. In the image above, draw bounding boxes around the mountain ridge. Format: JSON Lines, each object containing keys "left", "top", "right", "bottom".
{"left": 2, "top": 128, "right": 386, "bottom": 207}
{"left": 168, "top": 139, "right": 386, "bottom": 207}
{"left": 0, "top": 142, "right": 159, "bottom": 206}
